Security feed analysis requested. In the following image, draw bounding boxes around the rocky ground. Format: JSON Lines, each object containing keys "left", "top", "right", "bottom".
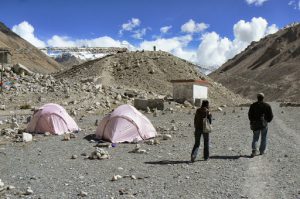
{"left": 0, "top": 102, "right": 299, "bottom": 199}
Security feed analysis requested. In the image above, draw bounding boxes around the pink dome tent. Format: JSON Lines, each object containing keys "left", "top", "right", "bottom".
{"left": 95, "top": 104, "right": 157, "bottom": 143}
{"left": 26, "top": 103, "right": 79, "bottom": 135}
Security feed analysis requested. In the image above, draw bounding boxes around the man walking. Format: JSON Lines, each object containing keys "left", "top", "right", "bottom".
{"left": 248, "top": 93, "right": 273, "bottom": 157}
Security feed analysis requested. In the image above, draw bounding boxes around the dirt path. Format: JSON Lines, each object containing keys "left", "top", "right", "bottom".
{"left": 242, "top": 156, "right": 275, "bottom": 199}
{"left": 242, "top": 103, "right": 300, "bottom": 199}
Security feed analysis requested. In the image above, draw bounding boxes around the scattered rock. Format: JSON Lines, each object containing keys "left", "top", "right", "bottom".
{"left": 0, "top": 105, "right": 5, "bottom": 110}
{"left": 163, "top": 134, "right": 172, "bottom": 140}
{"left": 154, "top": 139, "right": 160, "bottom": 145}
{"left": 129, "top": 144, "right": 147, "bottom": 154}
{"left": 170, "top": 125, "right": 177, "bottom": 131}
{"left": 112, "top": 175, "right": 122, "bottom": 181}
{"left": 25, "top": 187, "right": 33, "bottom": 195}
{"left": 71, "top": 155, "right": 78, "bottom": 159}
{"left": 79, "top": 191, "right": 88, "bottom": 197}
{"left": 130, "top": 175, "right": 137, "bottom": 180}
{"left": 183, "top": 100, "right": 192, "bottom": 108}
{"left": 218, "top": 107, "right": 223, "bottom": 111}
{"left": 22, "top": 133, "right": 33, "bottom": 142}
{"left": 44, "top": 132, "right": 51, "bottom": 136}
{"left": 69, "top": 133, "right": 77, "bottom": 139}
{"left": 153, "top": 110, "right": 158, "bottom": 117}
{"left": 70, "top": 109, "right": 77, "bottom": 116}
{"left": 145, "top": 139, "right": 154, "bottom": 145}
{"left": 89, "top": 148, "right": 110, "bottom": 160}
{"left": 63, "top": 134, "right": 71, "bottom": 141}
{"left": 7, "top": 185, "right": 15, "bottom": 190}
{"left": 10, "top": 120, "right": 19, "bottom": 129}
{"left": 0, "top": 179, "right": 4, "bottom": 187}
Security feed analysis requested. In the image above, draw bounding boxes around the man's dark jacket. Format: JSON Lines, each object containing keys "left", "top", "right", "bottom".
{"left": 248, "top": 101, "right": 273, "bottom": 130}
{"left": 194, "top": 107, "right": 212, "bottom": 130}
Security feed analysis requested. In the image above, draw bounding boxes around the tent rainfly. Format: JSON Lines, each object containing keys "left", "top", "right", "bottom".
{"left": 26, "top": 103, "right": 79, "bottom": 135}
{"left": 95, "top": 104, "right": 157, "bottom": 143}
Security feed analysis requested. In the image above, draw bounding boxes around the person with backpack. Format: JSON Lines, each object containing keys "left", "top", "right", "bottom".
{"left": 191, "top": 100, "right": 212, "bottom": 162}
{"left": 248, "top": 93, "right": 273, "bottom": 158}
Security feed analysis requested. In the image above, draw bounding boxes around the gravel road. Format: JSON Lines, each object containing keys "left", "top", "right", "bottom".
{"left": 0, "top": 103, "right": 299, "bottom": 199}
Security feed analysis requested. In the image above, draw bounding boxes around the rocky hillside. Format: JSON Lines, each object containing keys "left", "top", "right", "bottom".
{"left": 55, "top": 50, "right": 250, "bottom": 108}
{"left": 209, "top": 23, "right": 300, "bottom": 102}
{"left": 0, "top": 22, "right": 61, "bottom": 73}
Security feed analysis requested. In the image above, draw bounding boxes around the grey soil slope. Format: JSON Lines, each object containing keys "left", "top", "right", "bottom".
{"left": 0, "top": 103, "right": 299, "bottom": 198}
{"left": 0, "top": 22, "right": 61, "bottom": 73}
{"left": 54, "top": 50, "right": 249, "bottom": 108}
{"left": 209, "top": 23, "right": 300, "bottom": 102}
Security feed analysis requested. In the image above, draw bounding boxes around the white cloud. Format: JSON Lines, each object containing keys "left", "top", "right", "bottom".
{"left": 233, "top": 17, "right": 268, "bottom": 43}
{"left": 132, "top": 28, "right": 147, "bottom": 39}
{"left": 12, "top": 21, "right": 46, "bottom": 48}
{"left": 181, "top": 19, "right": 209, "bottom": 34}
{"left": 245, "top": 0, "right": 268, "bottom": 6}
{"left": 195, "top": 17, "right": 279, "bottom": 67}
{"left": 119, "top": 18, "right": 148, "bottom": 39}
{"left": 139, "top": 35, "right": 197, "bottom": 61}
{"left": 119, "top": 18, "right": 141, "bottom": 35}
{"left": 266, "top": 24, "right": 279, "bottom": 34}
{"left": 47, "top": 35, "right": 131, "bottom": 49}
{"left": 288, "top": 0, "right": 300, "bottom": 9}
{"left": 139, "top": 35, "right": 192, "bottom": 51}
{"left": 47, "top": 35, "right": 76, "bottom": 47}
{"left": 160, "top": 26, "right": 172, "bottom": 34}
{"left": 288, "top": 0, "right": 294, "bottom": 6}
{"left": 196, "top": 32, "right": 232, "bottom": 67}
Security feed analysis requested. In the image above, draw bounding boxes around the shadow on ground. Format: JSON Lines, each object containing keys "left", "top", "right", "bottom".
{"left": 83, "top": 134, "right": 98, "bottom": 141}
{"left": 144, "top": 160, "right": 191, "bottom": 165}
{"left": 209, "top": 155, "right": 251, "bottom": 159}
{"left": 145, "top": 155, "right": 252, "bottom": 165}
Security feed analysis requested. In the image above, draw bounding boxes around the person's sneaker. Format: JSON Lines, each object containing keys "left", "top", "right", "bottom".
{"left": 204, "top": 157, "right": 209, "bottom": 161}
{"left": 260, "top": 151, "right": 265, "bottom": 155}
{"left": 250, "top": 150, "right": 257, "bottom": 158}
{"left": 191, "top": 155, "right": 196, "bottom": 163}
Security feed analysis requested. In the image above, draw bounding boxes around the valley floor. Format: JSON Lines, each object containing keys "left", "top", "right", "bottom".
{"left": 0, "top": 103, "right": 299, "bottom": 199}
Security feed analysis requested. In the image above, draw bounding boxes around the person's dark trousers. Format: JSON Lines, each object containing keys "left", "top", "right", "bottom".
{"left": 252, "top": 127, "right": 268, "bottom": 154}
{"left": 191, "top": 129, "right": 209, "bottom": 160}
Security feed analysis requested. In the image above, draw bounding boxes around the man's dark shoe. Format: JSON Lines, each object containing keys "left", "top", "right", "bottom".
{"left": 204, "top": 157, "right": 209, "bottom": 161}
{"left": 260, "top": 151, "right": 265, "bottom": 155}
{"left": 250, "top": 150, "right": 257, "bottom": 158}
{"left": 191, "top": 155, "right": 196, "bottom": 163}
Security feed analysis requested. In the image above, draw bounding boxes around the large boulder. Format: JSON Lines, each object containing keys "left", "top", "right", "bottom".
{"left": 12, "top": 63, "right": 33, "bottom": 76}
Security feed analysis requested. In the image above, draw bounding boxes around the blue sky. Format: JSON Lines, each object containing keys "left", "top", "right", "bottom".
{"left": 0, "top": 0, "right": 299, "bottom": 67}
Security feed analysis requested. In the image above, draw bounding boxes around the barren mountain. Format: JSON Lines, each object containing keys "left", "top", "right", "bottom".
{"left": 0, "top": 22, "right": 61, "bottom": 73}
{"left": 54, "top": 53, "right": 84, "bottom": 69}
{"left": 55, "top": 50, "right": 249, "bottom": 107}
{"left": 209, "top": 23, "right": 300, "bottom": 102}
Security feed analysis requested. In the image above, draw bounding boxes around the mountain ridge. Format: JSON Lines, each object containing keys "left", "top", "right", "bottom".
{"left": 209, "top": 23, "right": 300, "bottom": 102}
{"left": 0, "top": 21, "right": 61, "bottom": 73}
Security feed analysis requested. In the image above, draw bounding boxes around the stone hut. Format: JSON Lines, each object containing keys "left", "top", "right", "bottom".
{"left": 0, "top": 47, "right": 12, "bottom": 64}
{"left": 170, "top": 79, "right": 209, "bottom": 106}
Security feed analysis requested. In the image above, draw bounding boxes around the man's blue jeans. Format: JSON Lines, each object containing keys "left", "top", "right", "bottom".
{"left": 191, "top": 129, "right": 209, "bottom": 159}
{"left": 252, "top": 127, "right": 268, "bottom": 153}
